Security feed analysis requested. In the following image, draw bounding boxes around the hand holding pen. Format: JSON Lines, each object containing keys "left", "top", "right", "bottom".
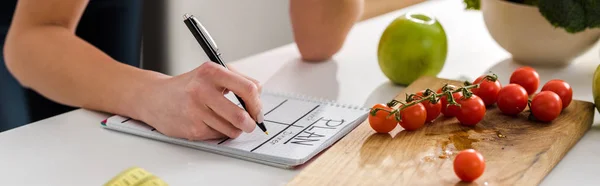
{"left": 135, "top": 54, "right": 265, "bottom": 141}
{"left": 134, "top": 14, "right": 266, "bottom": 141}
{"left": 183, "top": 13, "right": 269, "bottom": 135}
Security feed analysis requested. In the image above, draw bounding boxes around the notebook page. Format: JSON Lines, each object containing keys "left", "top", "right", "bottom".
{"left": 219, "top": 92, "right": 368, "bottom": 160}
{"left": 104, "top": 91, "right": 367, "bottom": 165}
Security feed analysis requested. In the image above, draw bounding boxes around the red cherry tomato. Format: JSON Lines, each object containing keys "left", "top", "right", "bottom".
{"left": 471, "top": 75, "right": 502, "bottom": 106}
{"left": 416, "top": 90, "right": 442, "bottom": 122}
{"left": 541, "top": 79, "right": 572, "bottom": 109}
{"left": 438, "top": 86, "right": 463, "bottom": 117}
{"left": 510, "top": 66, "right": 540, "bottom": 95}
{"left": 454, "top": 149, "right": 485, "bottom": 182}
{"left": 531, "top": 91, "right": 563, "bottom": 122}
{"left": 456, "top": 95, "right": 486, "bottom": 126}
{"left": 398, "top": 103, "right": 427, "bottom": 131}
{"left": 368, "top": 104, "right": 397, "bottom": 133}
{"left": 497, "top": 84, "right": 529, "bottom": 115}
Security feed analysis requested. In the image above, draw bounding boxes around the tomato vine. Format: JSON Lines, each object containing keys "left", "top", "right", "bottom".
{"left": 369, "top": 74, "right": 500, "bottom": 123}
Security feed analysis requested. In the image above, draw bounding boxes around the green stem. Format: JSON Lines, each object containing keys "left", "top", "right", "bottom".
{"left": 388, "top": 84, "right": 481, "bottom": 115}
{"left": 386, "top": 99, "right": 400, "bottom": 108}
{"left": 484, "top": 73, "right": 498, "bottom": 82}
{"left": 370, "top": 107, "right": 392, "bottom": 116}
{"left": 379, "top": 80, "right": 487, "bottom": 122}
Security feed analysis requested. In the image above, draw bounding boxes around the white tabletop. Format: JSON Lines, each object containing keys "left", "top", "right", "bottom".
{"left": 1, "top": 0, "right": 598, "bottom": 185}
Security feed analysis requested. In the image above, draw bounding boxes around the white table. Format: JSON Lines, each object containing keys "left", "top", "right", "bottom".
{"left": 1, "top": 0, "right": 598, "bottom": 185}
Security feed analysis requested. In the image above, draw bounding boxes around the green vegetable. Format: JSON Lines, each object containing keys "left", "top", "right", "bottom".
{"left": 538, "top": 0, "right": 587, "bottom": 33}
{"left": 463, "top": 0, "right": 600, "bottom": 33}
{"left": 583, "top": 0, "right": 600, "bottom": 29}
{"left": 464, "top": 0, "right": 480, "bottom": 10}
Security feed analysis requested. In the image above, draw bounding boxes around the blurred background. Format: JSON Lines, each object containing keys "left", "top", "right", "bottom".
{"left": 141, "top": 0, "right": 423, "bottom": 75}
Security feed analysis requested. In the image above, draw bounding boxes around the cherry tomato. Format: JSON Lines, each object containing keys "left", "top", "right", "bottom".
{"left": 456, "top": 95, "right": 486, "bottom": 126}
{"left": 497, "top": 84, "right": 528, "bottom": 115}
{"left": 541, "top": 79, "right": 573, "bottom": 109}
{"left": 438, "top": 86, "right": 463, "bottom": 117}
{"left": 531, "top": 91, "right": 563, "bottom": 122}
{"left": 416, "top": 90, "right": 442, "bottom": 122}
{"left": 398, "top": 103, "right": 427, "bottom": 131}
{"left": 471, "top": 75, "right": 502, "bottom": 106}
{"left": 454, "top": 149, "right": 485, "bottom": 182}
{"left": 368, "top": 104, "right": 397, "bottom": 133}
{"left": 510, "top": 66, "right": 540, "bottom": 95}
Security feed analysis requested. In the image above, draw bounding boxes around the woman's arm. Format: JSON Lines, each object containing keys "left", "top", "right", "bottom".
{"left": 290, "top": 0, "right": 364, "bottom": 62}
{"left": 4, "top": 0, "right": 160, "bottom": 118}
{"left": 4, "top": 0, "right": 263, "bottom": 140}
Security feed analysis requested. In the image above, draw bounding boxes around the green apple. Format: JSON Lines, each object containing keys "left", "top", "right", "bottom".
{"left": 377, "top": 13, "right": 447, "bottom": 85}
{"left": 594, "top": 64, "right": 600, "bottom": 113}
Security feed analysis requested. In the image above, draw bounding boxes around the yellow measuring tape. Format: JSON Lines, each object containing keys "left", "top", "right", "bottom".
{"left": 104, "top": 167, "right": 169, "bottom": 186}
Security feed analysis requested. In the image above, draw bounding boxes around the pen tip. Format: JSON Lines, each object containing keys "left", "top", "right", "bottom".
{"left": 265, "top": 132, "right": 269, "bottom": 135}
{"left": 183, "top": 13, "right": 191, "bottom": 20}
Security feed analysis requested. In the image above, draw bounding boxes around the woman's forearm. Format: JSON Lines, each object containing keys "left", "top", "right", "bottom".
{"left": 290, "top": 0, "right": 364, "bottom": 62}
{"left": 4, "top": 25, "right": 168, "bottom": 119}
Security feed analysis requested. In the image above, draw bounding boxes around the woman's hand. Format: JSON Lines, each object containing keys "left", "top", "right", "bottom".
{"left": 135, "top": 62, "right": 264, "bottom": 141}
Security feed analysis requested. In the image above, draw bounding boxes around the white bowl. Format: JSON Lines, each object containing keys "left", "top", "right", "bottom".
{"left": 481, "top": 0, "right": 600, "bottom": 67}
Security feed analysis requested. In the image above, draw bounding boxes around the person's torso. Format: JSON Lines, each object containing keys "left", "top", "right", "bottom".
{"left": 0, "top": 1, "right": 16, "bottom": 31}
{"left": 0, "top": 0, "right": 142, "bottom": 35}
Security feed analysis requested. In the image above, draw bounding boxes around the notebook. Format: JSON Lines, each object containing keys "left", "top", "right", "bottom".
{"left": 101, "top": 90, "right": 368, "bottom": 168}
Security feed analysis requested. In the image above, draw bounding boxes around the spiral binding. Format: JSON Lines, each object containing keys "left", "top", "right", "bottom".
{"left": 262, "top": 89, "right": 368, "bottom": 111}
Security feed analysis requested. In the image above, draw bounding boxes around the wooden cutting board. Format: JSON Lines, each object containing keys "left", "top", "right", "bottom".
{"left": 287, "top": 76, "right": 595, "bottom": 186}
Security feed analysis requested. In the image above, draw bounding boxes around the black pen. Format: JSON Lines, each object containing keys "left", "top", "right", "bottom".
{"left": 183, "top": 13, "right": 268, "bottom": 135}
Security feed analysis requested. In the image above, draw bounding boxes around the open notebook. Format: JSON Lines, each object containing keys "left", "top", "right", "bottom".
{"left": 101, "top": 90, "right": 368, "bottom": 168}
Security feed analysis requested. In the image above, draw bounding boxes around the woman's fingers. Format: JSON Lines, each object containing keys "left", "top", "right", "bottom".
{"left": 204, "top": 92, "right": 257, "bottom": 133}
{"left": 186, "top": 120, "right": 226, "bottom": 141}
{"left": 183, "top": 62, "right": 262, "bottom": 141}
{"left": 197, "top": 63, "right": 263, "bottom": 123}
{"left": 229, "top": 66, "right": 263, "bottom": 93}
{"left": 198, "top": 104, "right": 244, "bottom": 138}
{"left": 221, "top": 88, "right": 230, "bottom": 95}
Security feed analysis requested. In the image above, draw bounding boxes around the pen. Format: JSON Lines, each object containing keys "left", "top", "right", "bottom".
{"left": 182, "top": 13, "right": 268, "bottom": 135}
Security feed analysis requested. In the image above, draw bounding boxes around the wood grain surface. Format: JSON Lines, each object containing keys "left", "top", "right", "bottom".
{"left": 288, "top": 76, "right": 595, "bottom": 186}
